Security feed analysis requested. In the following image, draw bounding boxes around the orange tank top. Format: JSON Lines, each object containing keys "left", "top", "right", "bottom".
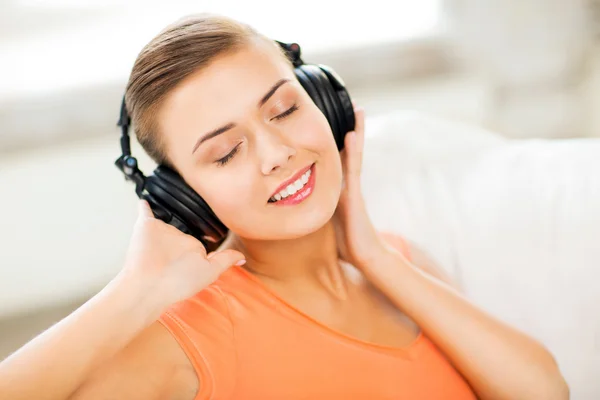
{"left": 158, "top": 233, "right": 476, "bottom": 399}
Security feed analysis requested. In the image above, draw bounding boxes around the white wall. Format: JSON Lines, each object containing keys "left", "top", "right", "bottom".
{"left": 0, "top": 135, "right": 148, "bottom": 318}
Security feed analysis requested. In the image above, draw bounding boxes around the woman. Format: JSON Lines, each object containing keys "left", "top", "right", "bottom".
{"left": 0, "top": 14, "right": 568, "bottom": 400}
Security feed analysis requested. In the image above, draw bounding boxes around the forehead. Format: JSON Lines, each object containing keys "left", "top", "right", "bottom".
{"left": 163, "top": 41, "right": 295, "bottom": 116}
{"left": 157, "top": 40, "right": 298, "bottom": 164}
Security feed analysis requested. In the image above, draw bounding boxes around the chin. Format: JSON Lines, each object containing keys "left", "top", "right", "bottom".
{"left": 289, "top": 205, "right": 337, "bottom": 238}
{"left": 272, "top": 186, "right": 341, "bottom": 240}
{"left": 234, "top": 189, "right": 339, "bottom": 242}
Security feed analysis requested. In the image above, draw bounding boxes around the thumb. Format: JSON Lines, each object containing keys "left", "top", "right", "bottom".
{"left": 207, "top": 249, "right": 246, "bottom": 273}
{"left": 138, "top": 199, "right": 155, "bottom": 220}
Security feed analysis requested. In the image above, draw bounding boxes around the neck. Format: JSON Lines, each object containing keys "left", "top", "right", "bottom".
{"left": 225, "top": 219, "right": 351, "bottom": 299}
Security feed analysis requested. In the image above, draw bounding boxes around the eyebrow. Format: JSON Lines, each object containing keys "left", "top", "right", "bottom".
{"left": 192, "top": 78, "right": 292, "bottom": 154}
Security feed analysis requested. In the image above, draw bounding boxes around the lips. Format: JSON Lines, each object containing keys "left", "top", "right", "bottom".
{"left": 268, "top": 163, "right": 314, "bottom": 200}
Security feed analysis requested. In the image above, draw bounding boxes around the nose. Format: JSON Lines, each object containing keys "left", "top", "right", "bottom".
{"left": 258, "top": 128, "right": 297, "bottom": 175}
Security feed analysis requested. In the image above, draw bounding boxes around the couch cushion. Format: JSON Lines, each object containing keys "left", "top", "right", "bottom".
{"left": 361, "top": 111, "right": 600, "bottom": 398}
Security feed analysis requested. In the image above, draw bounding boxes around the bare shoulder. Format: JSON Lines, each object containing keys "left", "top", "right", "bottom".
{"left": 71, "top": 321, "right": 198, "bottom": 400}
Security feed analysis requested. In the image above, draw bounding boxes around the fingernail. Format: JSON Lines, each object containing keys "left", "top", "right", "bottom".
{"left": 235, "top": 259, "right": 247, "bottom": 266}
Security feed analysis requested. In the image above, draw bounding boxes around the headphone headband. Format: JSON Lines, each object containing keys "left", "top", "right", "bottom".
{"left": 275, "top": 41, "right": 304, "bottom": 67}
{"left": 117, "top": 97, "right": 131, "bottom": 155}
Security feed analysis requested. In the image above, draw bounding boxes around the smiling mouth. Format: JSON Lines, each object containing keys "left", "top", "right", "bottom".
{"left": 267, "top": 163, "right": 315, "bottom": 204}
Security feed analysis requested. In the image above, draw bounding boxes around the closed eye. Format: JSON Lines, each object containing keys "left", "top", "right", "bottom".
{"left": 271, "top": 104, "right": 299, "bottom": 121}
{"left": 215, "top": 142, "right": 242, "bottom": 167}
{"left": 214, "top": 104, "right": 299, "bottom": 167}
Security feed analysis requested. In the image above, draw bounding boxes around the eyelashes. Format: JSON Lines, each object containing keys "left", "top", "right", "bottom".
{"left": 271, "top": 103, "right": 299, "bottom": 121}
{"left": 215, "top": 142, "right": 242, "bottom": 167}
{"left": 214, "top": 104, "right": 300, "bottom": 167}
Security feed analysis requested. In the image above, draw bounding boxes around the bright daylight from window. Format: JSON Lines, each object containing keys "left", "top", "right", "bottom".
{"left": 1, "top": 0, "right": 442, "bottom": 100}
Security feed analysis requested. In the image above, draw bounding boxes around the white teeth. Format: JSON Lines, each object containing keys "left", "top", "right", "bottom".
{"left": 269, "top": 165, "right": 313, "bottom": 202}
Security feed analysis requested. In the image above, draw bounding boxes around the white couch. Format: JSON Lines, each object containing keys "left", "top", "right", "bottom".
{"left": 361, "top": 112, "right": 600, "bottom": 399}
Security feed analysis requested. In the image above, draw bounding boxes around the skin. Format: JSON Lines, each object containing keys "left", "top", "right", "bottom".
{"left": 159, "top": 38, "right": 345, "bottom": 277}
{"left": 0, "top": 38, "right": 569, "bottom": 400}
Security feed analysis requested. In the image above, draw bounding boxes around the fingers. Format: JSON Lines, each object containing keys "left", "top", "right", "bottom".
{"left": 343, "top": 106, "right": 365, "bottom": 187}
{"left": 138, "top": 200, "right": 155, "bottom": 220}
{"left": 207, "top": 249, "right": 246, "bottom": 274}
{"left": 353, "top": 106, "right": 364, "bottom": 136}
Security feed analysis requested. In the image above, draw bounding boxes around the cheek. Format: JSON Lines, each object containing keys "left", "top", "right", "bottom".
{"left": 305, "top": 108, "right": 342, "bottom": 162}
{"left": 191, "top": 173, "right": 258, "bottom": 226}
{"left": 297, "top": 106, "right": 338, "bottom": 153}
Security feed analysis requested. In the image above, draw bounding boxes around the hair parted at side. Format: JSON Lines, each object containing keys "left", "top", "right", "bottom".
{"left": 124, "top": 13, "right": 292, "bottom": 167}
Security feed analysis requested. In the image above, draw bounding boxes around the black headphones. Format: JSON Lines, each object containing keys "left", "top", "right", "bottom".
{"left": 116, "top": 41, "right": 355, "bottom": 252}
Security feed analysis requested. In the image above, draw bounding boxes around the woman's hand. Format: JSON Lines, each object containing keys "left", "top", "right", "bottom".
{"left": 332, "top": 106, "right": 391, "bottom": 272}
{"left": 120, "top": 200, "right": 245, "bottom": 310}
{"left": 333, "top": 109, "right": 568, "bottom": 400}
{"left": 0, "top": 200, "right": 245, "bottom": 400}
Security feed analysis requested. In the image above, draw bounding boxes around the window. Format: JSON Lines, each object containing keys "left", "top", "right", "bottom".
{"left": 1, "top": 0, "right": 442, "bottom": 99}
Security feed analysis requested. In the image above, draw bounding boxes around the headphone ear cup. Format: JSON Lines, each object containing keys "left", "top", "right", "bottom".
{"left": 153, "top": 166, "right": 226, "bottom": 235}
{"left": 143, "top": 166, "right": 228, "bottom": 250}
{"left": 295, "top": 67, "right": 326, "bottom": 117}
{"left": 319, "top": 64, "right": 355, "bottom": 134}
{"left": 142, "top": 192, "right": 194, "bottom": 237}
{"left": 141, "top": 192, "right": 171, "bottom": 221}
{"left": 296, "top": 66, "right": 343, "bottom": 149}
{"left": 295, "top": 64, "right": 355, "bottom": 151}
{"left": 303, "top": 65, "right": 344, "bottom": 144}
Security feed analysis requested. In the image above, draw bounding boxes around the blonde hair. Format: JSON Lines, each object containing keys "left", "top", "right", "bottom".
{"left": 125, "top": 13, "right": 291, "bottom": 166}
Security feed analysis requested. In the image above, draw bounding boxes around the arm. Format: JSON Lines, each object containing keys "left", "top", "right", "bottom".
{"left": 365, "top": 242, "right": 569, "bottom": 400}
{"left": 0, "top": 275, "right": 191, "bottom": 400}
{"left": 335, "top": 104, "right": 567, "bottom": 399}
{"left": 0, "top": 201, "right": 245, "bottom": 400}
{"left": 406, "top": 243, "right": 457, "bottom": 288}
{"left": 379, "top": 233, "right": 458, "bottom": 289}
{"left": 70, "top": 320, "right": 198, "bottom": 400}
